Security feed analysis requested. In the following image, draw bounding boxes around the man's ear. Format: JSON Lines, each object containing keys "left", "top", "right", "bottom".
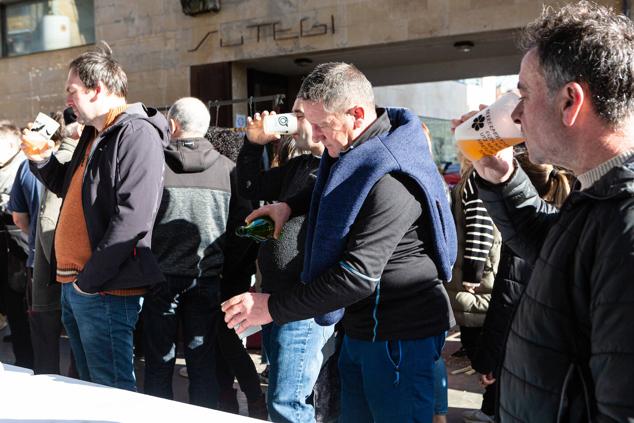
{"left": 560, "top": 82, "right": 584, "bottom": 127}
{"left": 350, "top": 106, "right": 365, "bottom": 129}
{"left": 169, "top": 118, "right": 178, "bottom": 136}
{"left": 89, "top": 82, "right": 102, "bottom": 102}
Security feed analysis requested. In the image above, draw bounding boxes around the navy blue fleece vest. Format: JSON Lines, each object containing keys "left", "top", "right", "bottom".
{"left": 302, "top": 107, "right": 457, "bottom": 326}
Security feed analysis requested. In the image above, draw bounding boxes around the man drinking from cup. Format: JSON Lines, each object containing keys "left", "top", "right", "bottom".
{"left": 453, "top": 2, "right": 634, "bottom": 420}
{"left": 21, "top": 43, "right": 169, "bottom": 391}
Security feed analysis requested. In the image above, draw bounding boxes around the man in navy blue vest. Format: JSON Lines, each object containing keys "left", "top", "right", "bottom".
{"left": 223, "top": 62, "right": 456, "bottom": 422}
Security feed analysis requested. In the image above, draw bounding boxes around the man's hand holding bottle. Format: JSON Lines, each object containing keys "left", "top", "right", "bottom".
{"left": 244, "top": 203, "right": 291, "bottom": 240}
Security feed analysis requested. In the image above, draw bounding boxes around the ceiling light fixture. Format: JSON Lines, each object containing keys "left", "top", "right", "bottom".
{"left": 454, "top": 41, "right": 475, "bottom": 53}
{"left": 293, "top": 57, "right": 313, "bottom": 67}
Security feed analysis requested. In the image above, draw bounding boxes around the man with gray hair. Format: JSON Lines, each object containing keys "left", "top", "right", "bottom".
{"left": 452, "top": 2, "right": 634, "bottom": 420}
{"left": 143, "top": 97, "right": 257, "bottom": 411}
{"left": 223, "top": 62, "right": 457, "bottom": 422}
{"left": 23, "top": 43, "right": 169, "bottom": 390}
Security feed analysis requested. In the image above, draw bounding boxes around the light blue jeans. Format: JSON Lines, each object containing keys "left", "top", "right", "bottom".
{"left": 61, "top": 283, "right": 141, "bottom": 391}
{"left": 262, "top": 319, "right": 334, "bottom": 423}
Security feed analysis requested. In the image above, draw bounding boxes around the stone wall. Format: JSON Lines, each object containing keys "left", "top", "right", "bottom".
{"left": 0, "top": 0, "right": 623, "bottom": 125}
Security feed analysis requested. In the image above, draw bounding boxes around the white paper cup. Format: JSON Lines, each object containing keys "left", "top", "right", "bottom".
{"left": 23, "top": 112, "right": 60, "bottom": 155}
{"left": 236, "top": 324, "right": 262, "bottom": 340}
{"left": 262, "top": 113, "right": 298, "bottom": 135}
{"left": 454, "top": 92, "right": 524, "bottom": 161}
{"left": 31, "top": 112, "right": 60, "bottom": 141}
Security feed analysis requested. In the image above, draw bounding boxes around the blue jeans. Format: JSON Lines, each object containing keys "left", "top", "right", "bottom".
{"left": 60, "top": 282, "right": 141, "bottom": 391}
{"left": 142, "top": 276, "right": 221, "bottom": 408}
{"left": 338, "top": 334, "right": 444, "bottom": 423}
{"left": 262, "top": 319, "right": 334, "bottom": 423}
{"left": 434, "top": 357, "right": 448, "bottom": 415}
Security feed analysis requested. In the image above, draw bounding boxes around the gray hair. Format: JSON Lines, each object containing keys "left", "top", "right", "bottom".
{"left": 520, "top": 1, "right": 634, "bottom": 127}
{"left": 168, "top": 97, "right": 211, "bottom": 137}
{"left": 69, "top": 41, "right": 128, "bottom": 98}
{"left": 297, "top": 62, "right": 374, "bottom": 113}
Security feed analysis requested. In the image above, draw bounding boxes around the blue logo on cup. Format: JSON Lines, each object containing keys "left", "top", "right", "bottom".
{"left": 278, "top": 116, "right": 288, "bottom": 127}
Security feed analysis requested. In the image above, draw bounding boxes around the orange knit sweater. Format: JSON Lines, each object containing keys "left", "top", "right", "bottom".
{"left": 54, "top": 105, "right": 145, "bottom": 296}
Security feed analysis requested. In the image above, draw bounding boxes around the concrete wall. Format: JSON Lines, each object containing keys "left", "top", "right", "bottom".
{"left": 0, "top": 0, "right": 623, "bottom": 125}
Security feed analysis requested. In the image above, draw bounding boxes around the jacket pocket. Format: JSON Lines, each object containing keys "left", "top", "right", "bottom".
{"left": 386, "top": 340, "right": 402, "bottom": 387}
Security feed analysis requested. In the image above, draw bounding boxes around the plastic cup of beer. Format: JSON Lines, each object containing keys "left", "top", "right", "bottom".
{"left": 454, "top": 92, "right": 524, "bottom": 161}
{"left": 262, "top": 113, "right": 298, "bottom": 135}
{"left": 23, "top": 112, "right": 59, "bottom": 155}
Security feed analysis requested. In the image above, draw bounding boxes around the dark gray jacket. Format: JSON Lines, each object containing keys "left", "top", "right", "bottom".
{"left": 152, "top": 137, "right": 253, "bottom": 280}
{"left": 476, "top": 158, "right": 634, "bottom": 422}
{"left": 31, "top": 103, "right": 169, "bottom": 293}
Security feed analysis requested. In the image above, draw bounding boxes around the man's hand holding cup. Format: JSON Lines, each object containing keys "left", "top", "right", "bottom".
{"left": 452, "top": 93, "right": 522, "bottom": 185}
{"left": 21, "top": 112, "right": 59, "bottom": 162}
{"left": 246, "top": 111, "right": 280, "bottom": 145}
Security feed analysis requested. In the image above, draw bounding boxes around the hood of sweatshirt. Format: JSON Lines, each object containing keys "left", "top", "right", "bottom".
{"left": 106, "top": 102, "right": 170, "bottom": 148}
{"left": 164, "top": 137, "right": 225, "bottom": 173}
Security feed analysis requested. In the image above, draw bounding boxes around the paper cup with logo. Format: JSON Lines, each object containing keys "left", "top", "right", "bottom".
{"left": 262, "top": 113, "right": 298, "bottom": 135}
{"left": 24, "top": 112, "right": 60, "bottom": 154}
{"left": 454, "top": 92, "right": 524, "bottom": 161}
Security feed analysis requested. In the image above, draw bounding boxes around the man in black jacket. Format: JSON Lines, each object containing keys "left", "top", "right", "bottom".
{"left": 22, "top": 44, "right": 169, "bottom": 390}
{"left": 223, "top": 62, "right": 456, "bottom": 422}
{"left": 236, "top": 102, "right": 334, "bottom": 423}
{"left": 461, "top": 2, "right": 634, "bottom": 421}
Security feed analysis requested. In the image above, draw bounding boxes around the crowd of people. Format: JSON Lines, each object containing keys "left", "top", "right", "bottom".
{"left": 0, "top": 1, "right": 633, "bottom": 422}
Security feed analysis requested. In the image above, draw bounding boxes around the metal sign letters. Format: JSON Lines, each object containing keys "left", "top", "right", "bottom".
{"left": 188, "top": 15, "right": 335, "bottom": 52}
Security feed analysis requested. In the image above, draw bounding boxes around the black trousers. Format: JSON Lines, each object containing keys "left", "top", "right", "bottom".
{"left": 460, "top": 326, "right": 496, "bottom": 415}
{"left": 215, "top": 320, "right": 262, "bottom": 403}
{"left": 29, "top": 308, "right": 62, "bottom": 374}
{"left": 143, "top": 276, "right": 221, "bottom": 408}
{"left": 4, "top": 278, "right": 33, "bottom": 369}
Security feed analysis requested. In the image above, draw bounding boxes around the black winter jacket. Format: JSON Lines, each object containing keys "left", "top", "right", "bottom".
{"left": 476, "top": 159, "right": 634, "bottom": 422}
{"left": 471, "top": 245, "right": 533, "bottom": 377}
{"left": 236, "top": 139, "right": 319, "bottom": 295}
{"left": 30, "top": 103, "right": 169, "bottom": 293}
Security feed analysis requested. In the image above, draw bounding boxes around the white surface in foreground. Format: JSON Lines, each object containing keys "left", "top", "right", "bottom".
{"left": 0, "top": 362, "right": 257, "bottom": 422}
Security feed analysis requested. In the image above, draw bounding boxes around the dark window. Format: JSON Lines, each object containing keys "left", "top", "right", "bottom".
{"left": 1, "top": 0, "right": 94, "bottom": 57}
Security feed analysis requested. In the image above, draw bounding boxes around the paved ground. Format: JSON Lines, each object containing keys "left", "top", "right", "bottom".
{"left": 0, "top": 325, "right": 484, "bottom": 422}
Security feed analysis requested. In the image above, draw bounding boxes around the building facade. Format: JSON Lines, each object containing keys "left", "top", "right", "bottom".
{"left": 0, "top": 0, "right": 625, "bottom": 125}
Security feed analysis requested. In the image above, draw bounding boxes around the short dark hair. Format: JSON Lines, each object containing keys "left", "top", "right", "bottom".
{"left": 519, "top": 1, "right": 634, "bottom": 127}
{"left": 69, "top": 41, "right": 128, "bottom": 98}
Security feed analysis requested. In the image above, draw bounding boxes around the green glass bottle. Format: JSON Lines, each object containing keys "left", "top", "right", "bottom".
{"left": 235, "top": 217, "right": 275, "bottom": 242}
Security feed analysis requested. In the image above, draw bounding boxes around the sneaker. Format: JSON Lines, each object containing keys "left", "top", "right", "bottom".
{"left": 462, "top": 409, "right": 494, "bottom": 423}
{"left": 178, "top": 366, "right": 188, "bottom": 378}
